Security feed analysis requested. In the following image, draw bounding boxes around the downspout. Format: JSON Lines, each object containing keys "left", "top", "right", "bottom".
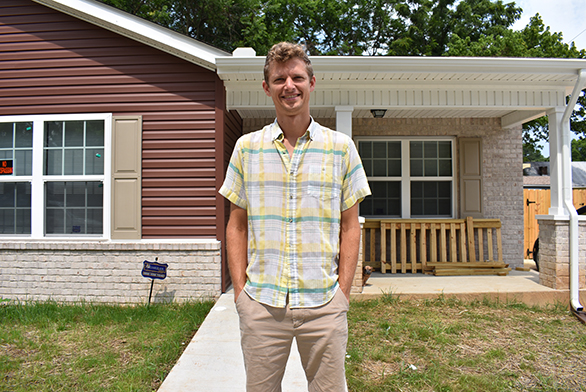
{"left": 561, "top": 69, "right": 586, "bottom": 313}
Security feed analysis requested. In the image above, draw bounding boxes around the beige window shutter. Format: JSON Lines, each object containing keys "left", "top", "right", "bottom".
{"left": 111, "top": 116, "right": 142, "bottom": 239}
{"left": 459, "top": 138, "right": 483, "bottom": 218}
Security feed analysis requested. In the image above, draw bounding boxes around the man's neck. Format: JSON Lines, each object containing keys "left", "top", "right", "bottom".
{"left": 277, "top": 114, "right": 311, "bottom": 143}
{"left": 276, "top": 114, "right": 311, "bottom": 156}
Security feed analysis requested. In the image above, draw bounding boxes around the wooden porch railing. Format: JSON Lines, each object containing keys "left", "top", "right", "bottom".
{"left": 362, "top": 217, "right": 505, "bottom": 275}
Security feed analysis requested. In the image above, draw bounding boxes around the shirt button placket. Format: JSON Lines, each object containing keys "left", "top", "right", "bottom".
{"left": 287, "top": 159, "right": 298, "bottom": 304}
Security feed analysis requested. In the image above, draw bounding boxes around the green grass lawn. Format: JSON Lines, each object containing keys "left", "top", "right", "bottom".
{"left": 2, "top": 296, "right": 585, "bottom": 392}
{"left": 347, "top": 295, "right": 586, "bottom": 392}
{"left": 0, "top": 300, "right": 214, "bottom": 392}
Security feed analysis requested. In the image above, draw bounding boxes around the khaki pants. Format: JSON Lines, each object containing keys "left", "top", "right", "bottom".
{"left": 235, "top": 289, "right": 350, "bottom": 392}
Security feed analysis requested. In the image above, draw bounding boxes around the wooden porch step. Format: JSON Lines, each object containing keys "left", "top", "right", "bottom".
{"left": 433, "top": 267, "right": 512, "bottom": 276}
{"left": 426, "top": 262, "right": 508, "bottom": 269}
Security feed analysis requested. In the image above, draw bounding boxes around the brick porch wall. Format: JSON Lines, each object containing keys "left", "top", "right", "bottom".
{"left": 0, "top": 241, "right": 222, "bottom": 304}
{"left": 536, "top": 218, "right": 586, "bottom": 290}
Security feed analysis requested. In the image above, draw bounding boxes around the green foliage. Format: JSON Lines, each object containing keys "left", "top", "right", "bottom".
{"left": 97, "top": 1, "right": 586, "bottom": 58}
{"left": 572, "top": 137, "right": 586, "bottom": 161}
{"left": 99, "top": 0, "right": 172, "bottom": 26}
{"left": 524, "top": 142, "right": 548, "bottom": 162}
{"left": 388, "top": 0, "right": 522, "bottom": 56}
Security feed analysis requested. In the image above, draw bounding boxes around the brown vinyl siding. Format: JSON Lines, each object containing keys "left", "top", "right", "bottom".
{"left": 1, "top": 0, "right": 231, "bottom": 239}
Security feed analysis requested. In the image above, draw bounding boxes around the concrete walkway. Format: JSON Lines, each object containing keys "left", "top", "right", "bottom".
{"left": 158, "top": 290, "right": 307, "bottom": 392}
{"left": 158, "top": 265, "right": 584, "bottom": 392}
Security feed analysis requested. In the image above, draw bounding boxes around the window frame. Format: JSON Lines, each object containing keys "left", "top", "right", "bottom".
{"left": 0, "top": 114, "right": 112, "bottom": 239}
{"left": 356, "top": 136, "right": 456, "bottom": 219}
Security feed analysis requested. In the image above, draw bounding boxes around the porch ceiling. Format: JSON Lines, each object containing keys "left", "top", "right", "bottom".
{"left": 216, "top": 55, "right": 586, "bottom": 125}
{"left": 247, "top": 108, "right": 514, "bottom": 120}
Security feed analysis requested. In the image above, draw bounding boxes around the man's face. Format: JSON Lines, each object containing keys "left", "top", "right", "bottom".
{"left": 262, "top": 58, "right": 316, "bottom": 118}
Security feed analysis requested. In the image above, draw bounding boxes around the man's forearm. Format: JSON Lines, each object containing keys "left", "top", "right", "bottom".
{"left": 338, "top": 203, "right": 361, "bottom": 299}
{"left": 226, "top": 204, "right": 248, "bottom": 298}
{"left": 227, "top": 231, "right": 248, "bottom": 294}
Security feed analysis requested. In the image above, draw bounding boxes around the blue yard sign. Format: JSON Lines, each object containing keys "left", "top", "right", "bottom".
{"left": 142, "top": 260, "right": 168, "bottom": 280}
{"left": 142, "top": 258, "right": 168, "bottom": 306}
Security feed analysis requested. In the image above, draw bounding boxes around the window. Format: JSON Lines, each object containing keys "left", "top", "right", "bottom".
{"left": 46, "top": 182, "right": 103, "bottom": 235}
{"left": 0, "top": 121, "right": 33, "bottom": 175}
{"left": 358, "top": 138, "right": 455, "bottom": 218}
{"left": 0, "top": 122, "right": 33, "bottom": 234}
{"left": 0, "top": 182, "right": 31, "bottom": 234}
{"left": 44, "top": 120, "right": 104, "bottom": 176}
{"left": 0, "top": 114, "right": 111, "bottom": 238}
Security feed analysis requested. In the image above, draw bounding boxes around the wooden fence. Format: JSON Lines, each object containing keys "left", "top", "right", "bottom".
{"left": 524, "top": 188, "right": 586, "bottom": 258}
{"left": 363, "top": 217, "right": 504, "bottom": 275}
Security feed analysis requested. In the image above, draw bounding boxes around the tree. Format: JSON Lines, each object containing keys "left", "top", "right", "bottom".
{"left": 387, "top": 0, "right": 522, "bottom": 56}
{"left": 572, "top": 137, "right": 586, "bottom": 161}
{"left": 98, "top": 0, "right": 172, "bottom": 26}
{"left": 98, "top": 0, "right": 402, "bottom": 55}
{"left": 524, "top": 143, "right": 548, "bottom": 162}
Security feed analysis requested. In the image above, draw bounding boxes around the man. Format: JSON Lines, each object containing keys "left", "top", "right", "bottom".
{"left": 219, "top": 42, "right": 371, "bottom": 392}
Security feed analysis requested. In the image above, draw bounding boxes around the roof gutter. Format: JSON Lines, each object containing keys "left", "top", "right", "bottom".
{"left": 561, "top": 69, "right": 586, "bottom": 314}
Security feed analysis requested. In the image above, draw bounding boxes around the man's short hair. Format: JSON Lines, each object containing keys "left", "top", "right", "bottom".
{"left": 263, "top": 42, "right": 314, "bottom": 84}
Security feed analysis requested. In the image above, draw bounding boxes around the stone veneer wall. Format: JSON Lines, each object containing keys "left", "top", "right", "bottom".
{"left": 0, "top": 241, "right": 222, "bottom": 304}
{"left": 244, "top": 117, "right": 524, "bottom": 267}
{"left": 537, "top": 218, "right": 586, "bottom": 290}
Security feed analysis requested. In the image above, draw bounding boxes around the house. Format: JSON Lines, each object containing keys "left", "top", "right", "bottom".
{"left": 1, "top": 0, "right": 585, "bottom": 303}
{"left": 523, "top": 162, "right": 586, "bottom": 189}
{"left": 0, "top": 0, "right": 235, "bottom": 302}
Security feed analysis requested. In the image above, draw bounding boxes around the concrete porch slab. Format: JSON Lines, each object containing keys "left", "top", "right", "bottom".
{"left": 360, "top": 268, "right": 586, "bottom": 306}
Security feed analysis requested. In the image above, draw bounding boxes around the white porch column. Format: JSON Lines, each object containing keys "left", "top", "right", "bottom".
{"left": 547, "top": 107, "right": 566, "bottom": 216}
{"left": 335, "top": 106, "right": 354, "bottom": 138}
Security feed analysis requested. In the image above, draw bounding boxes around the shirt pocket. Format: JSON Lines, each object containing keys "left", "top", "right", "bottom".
{"left": 307, "top": 163, "right": 341, "bottom": 200}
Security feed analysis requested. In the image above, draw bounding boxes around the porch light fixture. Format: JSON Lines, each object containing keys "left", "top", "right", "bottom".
{"left": 370, "top": 109, "right": 387, "bottom": 118}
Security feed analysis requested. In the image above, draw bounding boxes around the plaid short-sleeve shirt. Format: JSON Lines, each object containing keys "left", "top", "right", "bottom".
{"left": 219, "top": 119, "right": 371, "bottom": 308}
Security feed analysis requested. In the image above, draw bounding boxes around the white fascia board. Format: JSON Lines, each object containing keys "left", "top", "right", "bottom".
{"left": 310, "top": 56, "right": 586, "bottom": 76}
{"left": 216, "top": 57, "right": 265, "bottom": 79}
{"left": 34, "top": 0, "right": 230, "bottom": 71}
{"left": 217, "top": 55, "right": 586, "bottom": 84}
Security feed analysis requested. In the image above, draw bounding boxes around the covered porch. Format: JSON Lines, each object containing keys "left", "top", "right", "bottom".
{"left": 216, "top": 50, "right": 586, "bottom": 308}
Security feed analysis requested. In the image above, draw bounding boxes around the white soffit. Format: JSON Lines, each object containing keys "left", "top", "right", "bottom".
{"left": 217, "top": 56, "right": 586, "bottom": 87}
{"left": 34, "top": 0, "right": 230, "bottom": 71}
{"left": 217, "top": 55, "right": 586, "bottom": 121}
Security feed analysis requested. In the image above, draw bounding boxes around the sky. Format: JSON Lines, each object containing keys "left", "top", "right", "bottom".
{"left": 511, "top": 0, "right": 586, "bottom": 51}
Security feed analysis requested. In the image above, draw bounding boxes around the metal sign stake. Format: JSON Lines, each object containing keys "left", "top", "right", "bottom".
{"left": 148, "top": 279, "right": 155, "bottom": 306}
